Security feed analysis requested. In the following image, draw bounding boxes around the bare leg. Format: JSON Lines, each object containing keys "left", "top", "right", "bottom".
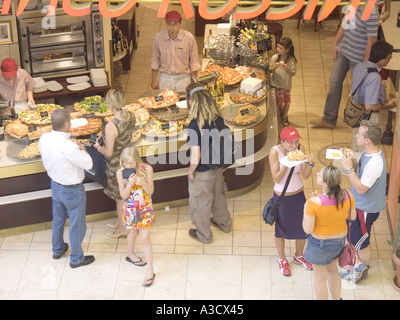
{"left": 327, "top": 259, "right": 341, "bottom": 300}
{"left": 140, "top": 229, "right": 154, "bottom": 283}
{"left": 295, "top": 239, "right": 306, "bottom": 257}
{"left": 276, "top": 237, "right": 286, "bottom": 259}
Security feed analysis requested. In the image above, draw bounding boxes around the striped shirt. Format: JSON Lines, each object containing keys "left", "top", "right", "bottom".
{"left": 151, "top": 29, "right": 200, "bottom": 75}
{"left": 339, "top": 6, "right": 379, "bottom": 64}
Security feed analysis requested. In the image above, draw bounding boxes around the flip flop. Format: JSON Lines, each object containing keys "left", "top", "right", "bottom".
{"left": 144, "top": 273, "right": 156, "bottom": 287}
{"left": 126, "top": 256, "right": 147, "bottom": 267}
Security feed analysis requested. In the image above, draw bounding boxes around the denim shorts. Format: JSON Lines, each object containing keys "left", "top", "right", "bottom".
{"left": 303, "top": 234, "right": 345, "bottom": 266}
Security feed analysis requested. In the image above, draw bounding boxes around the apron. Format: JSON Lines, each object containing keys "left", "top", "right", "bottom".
{"left": 14, "top": 101, "right": 29, "bottom": 116}
{"left": 159, "top": 72, "right": 191, "bottom": 93}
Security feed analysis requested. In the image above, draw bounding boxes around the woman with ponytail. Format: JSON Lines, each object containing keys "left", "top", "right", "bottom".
{"left": 303, "top": 165, "right": 356, "bottom": 300}
{"left": 94, "top": 89, "right": 136, "bottom": 238}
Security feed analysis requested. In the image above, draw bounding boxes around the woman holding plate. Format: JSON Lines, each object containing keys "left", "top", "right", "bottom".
{"left": 268, "top": 126, "right": 315, "bottom": 276}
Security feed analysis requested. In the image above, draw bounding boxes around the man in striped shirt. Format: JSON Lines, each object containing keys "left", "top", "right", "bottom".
{"left": 310, "top": 5, "right": 379, "bottom": 129}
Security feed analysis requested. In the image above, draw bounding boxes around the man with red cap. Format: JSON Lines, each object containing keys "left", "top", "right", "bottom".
{"left": 0, "top": 58, "right": 36, "bottom": 116}
{"left": 151, "top": 10, "right": 200, "bottom": 92}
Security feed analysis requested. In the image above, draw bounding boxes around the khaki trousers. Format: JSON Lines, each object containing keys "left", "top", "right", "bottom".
{"left": 188, "top": 168, "right": 232, "bottom": 243}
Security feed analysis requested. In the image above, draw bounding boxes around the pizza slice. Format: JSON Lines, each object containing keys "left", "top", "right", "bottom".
{"left": 287, "top": 149, "right": 307, "bottom": 161}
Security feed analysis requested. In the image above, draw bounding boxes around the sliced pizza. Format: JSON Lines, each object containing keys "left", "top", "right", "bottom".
{"left": 74, "top": 96, "right": 113, "bottom": 117}
{"left": 138, "top": 89, "right": 180, "bottom": 109}
{"left": 287, "top": 149, "right": 307, "bottom": 161}
{"left": 16, "top": 142, "right": 40, "bottom": 159}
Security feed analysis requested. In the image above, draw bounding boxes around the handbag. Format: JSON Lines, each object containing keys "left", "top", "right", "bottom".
{"left": 85, "top": 145, "right": 107, "bottom": 188}
{"left": 262, "top": 166, "right": 295, "bottom": 225}
{"left": 343, "top": 68, "right": 378, "bottom": 128}
{"left": 338, "top": 190, "right": 357, "bottom": 270}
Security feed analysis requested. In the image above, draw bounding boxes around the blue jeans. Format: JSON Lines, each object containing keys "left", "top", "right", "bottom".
{"left": 51, "top": 180, "right": 87, "bottom": 265}
{"left": 322, "top": 53, "right": 357, "bottom": 126}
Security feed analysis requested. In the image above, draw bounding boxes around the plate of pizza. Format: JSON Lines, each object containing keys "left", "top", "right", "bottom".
{"left": 279, "top": 149, "right": 308, "bottom": 168}
{"left": 7, "top": 139, "right": 41, "bottom": 160}
{"left": 19, "top": 103, "right": 63, "bottom": 125}
{"left": 68, "top": 117, "right": 102, "bottom": 137}
{"left": 138, "top": 89, "right": 180, "bottom": 109}
{"left": 234, "top": 66, "right": 267, "bottom": 82}
{"left": 200, "top": 65, "right": 242, "bottom": 86}
{"left": 142, "top": 118, "right": 183, "bottom": 138}
{"left": 74, "top": 96, "right": 113, "bottom": 117}
{"left": 230, "top": 88, "right": 267, "bottom": 104}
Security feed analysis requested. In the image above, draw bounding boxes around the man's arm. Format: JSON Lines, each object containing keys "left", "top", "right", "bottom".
{"left": 151, "top": 69, "right": 159, "bottom": 90}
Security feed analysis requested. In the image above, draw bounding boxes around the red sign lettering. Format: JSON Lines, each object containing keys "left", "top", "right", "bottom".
{"left": 0, "top": 0, "right": 376, "bottom": 21}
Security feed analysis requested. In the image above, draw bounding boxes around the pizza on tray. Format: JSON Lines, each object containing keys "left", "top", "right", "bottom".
{"left": 68, "top": 117, "right": 102, "bottom": 137}
{"left": 142, "top": 118, "right": 183, "bottom": 138}
{"left": 234, "top": 66, "right": 267, "bottom": 82}
{"left": 199, "top": 65, "right": 242, "bottom": 86}
{"left": 138, "top": 89, "right": 180, "bottom": 109}
{"left": 233, "top": 105, "right": 261, "bottom": 125}
{"left": 19, "top": 103, "right": 63, "bottom": 125}
{"left": 74, "top": 96, "right": 113, "bottom": 117}
{"left": 5, "top": 119, "right": 29, "bottom": 138}
{"left": 230, "top": 89, "right": 267, "bottom": 103}
{"left": 16, "top": 142, "right": 40, "bottom": 160}
{"left": 104, "top": 107, "right": 150, "bottom": 126}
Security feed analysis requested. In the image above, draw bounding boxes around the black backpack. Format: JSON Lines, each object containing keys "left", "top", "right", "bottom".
{"left": 200, "top": 116, "right": 238, "bottom": 169}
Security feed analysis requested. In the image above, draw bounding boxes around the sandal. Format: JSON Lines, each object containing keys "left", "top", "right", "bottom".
{"left": 144, "top": 273, "right": 156, "bottom": 287}
{"left": 126, "top": 256, "right": 147, "bottom": 267}
{"left": 105, "top": 230, "right": 127, "bottom": 239}
{"left": 281, "top": 117, "right": 289, "bottom": 126}
{"left": 106, "top": 222, "right": 118, "bottom": 229}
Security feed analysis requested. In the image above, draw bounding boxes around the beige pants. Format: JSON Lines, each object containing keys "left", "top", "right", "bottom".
{"left": 352, "top": 111, "right": 381, "bottom": 152}
{"left": 188, "top": 168, "right": 232, "bottom": 243}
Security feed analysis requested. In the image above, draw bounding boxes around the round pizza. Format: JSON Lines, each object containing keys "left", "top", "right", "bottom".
{"left": 199, "top": 65, "right": 242, "bottom": 86}
{"left": 16, "top": 141, "right": 40, "bottom": 159}
{"left": 234, "top": 66, "right": 267, "bottom": 82}
{"left": 74, "top": 96, "right": 113, "bottom": 117}
{"left": 230, "top": 89, "right": 267, "bottom": 103}
{"left": 142, "top": 118, "right": 183, "bottom": 138}
{"left": 221, "top": 104, "right": 261, "bottom": 126}
{"left": 19, "top": 103, "right": 63, "bottom": 125}
{"left": 138, "top": 89, "right": 180, "bottom": 109}
{"left": 68, "top": 117, "right": 102, "bottom": 137}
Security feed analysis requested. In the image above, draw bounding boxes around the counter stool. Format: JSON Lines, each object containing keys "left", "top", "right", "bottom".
{"left": 381, "top": 52, "right": 400, "bottom": 145}
{"left": 265, "top": 22, "right": 283, "bottom": 49}
{"left": 297, "top": 5, "right": 321, "bottom": 32}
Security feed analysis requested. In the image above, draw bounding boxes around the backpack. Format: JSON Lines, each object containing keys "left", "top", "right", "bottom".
{"left": 343, "top": 67, "right": 379, "bottom": 128}
{"left": 200, "top": 116, "right": 238, "bottom": 169}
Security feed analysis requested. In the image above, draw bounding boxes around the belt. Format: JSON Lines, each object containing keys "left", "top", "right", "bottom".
{"left": 53, "top": 180, "right": 82, "bottom": 188}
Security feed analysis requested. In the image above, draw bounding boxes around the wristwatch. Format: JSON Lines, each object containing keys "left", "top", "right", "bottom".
{"left": 346, "top": 167, "right": 354, "bottom": 174}
{"left": 306, "top": 162, "right": 315, "bottom": 168}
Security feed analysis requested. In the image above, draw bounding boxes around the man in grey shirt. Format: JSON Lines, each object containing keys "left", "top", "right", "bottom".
{"left": 310, "top": 5, "right": 379, "bottom": 129}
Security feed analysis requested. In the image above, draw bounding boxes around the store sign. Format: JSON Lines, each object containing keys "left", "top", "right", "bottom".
{"left": 1, "top": 0, "right": 376, "bottom": 21}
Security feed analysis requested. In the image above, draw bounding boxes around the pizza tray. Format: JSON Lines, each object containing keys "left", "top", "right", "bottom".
{"left": 6, "top": 139, "right": 39, "bottom": 161}
{"left": 229, "top": 88, "right": 267, "bottom": 105}
{"left": 141, "top": 119, "right": 183, "bottom": 138}
{"left": 139, "top": 89, "right": 180, "bottom": 110}
{"left": 148, "top": 105, "right": 189, "bottom": 121}
{"left": 220, "top": 103, "right": 262, "bottom": 127}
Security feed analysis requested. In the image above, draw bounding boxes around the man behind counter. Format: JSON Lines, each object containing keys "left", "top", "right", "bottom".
{"left": 0, "top": 58, "right": 35, "bottom": 116}
{"left": 151, "top": 10, "right": 201, "bottom": 92}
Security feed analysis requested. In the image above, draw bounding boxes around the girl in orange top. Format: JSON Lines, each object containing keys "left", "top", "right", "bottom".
{"left": 303, "top": 165, "right": 356, "bottom": 300}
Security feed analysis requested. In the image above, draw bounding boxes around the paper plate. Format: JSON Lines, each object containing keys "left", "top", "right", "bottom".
{"left": 66, "top": 75, "right": 90, "bottom": 84}
{"left": 71, "top": 118, "right": 88, "bottom": 128}
{"left": 46, "top": 80, "right": 63, "bottom": 92}
{"left": 67, "top": 82, "right": 91, "bottom": 91}
{"left": 279, "top": 155, "right": 306, "bottom": 168}
{"left": 325, "top": 149, "right": 343, "bottom": 159}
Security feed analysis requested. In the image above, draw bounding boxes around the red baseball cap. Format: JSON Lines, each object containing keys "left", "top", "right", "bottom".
{"left": 280, "top": 126, "right": 302, "bottom": 142}
{"left": 1, "top": 58, "right": 18, "bottom": 78}
{"left": 165, "top": 11, "right": 181, "bottom": 23}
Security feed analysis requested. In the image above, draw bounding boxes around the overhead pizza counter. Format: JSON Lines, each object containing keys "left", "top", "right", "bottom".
{"left": 0, "top": 21, "right": 276, "bottom": 236}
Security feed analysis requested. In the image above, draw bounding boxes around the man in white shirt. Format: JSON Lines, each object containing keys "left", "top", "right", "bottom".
{"left": 39, "top": 108, "right": 94, "bottom": 268}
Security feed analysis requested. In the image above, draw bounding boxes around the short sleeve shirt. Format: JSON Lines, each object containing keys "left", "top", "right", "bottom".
{"left": 0, "top": 69, "right": 36, "bottom": 102}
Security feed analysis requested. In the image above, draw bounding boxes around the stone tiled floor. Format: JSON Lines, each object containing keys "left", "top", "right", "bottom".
{"left": 0, "top": 4, "right": 398, "bottom": 300}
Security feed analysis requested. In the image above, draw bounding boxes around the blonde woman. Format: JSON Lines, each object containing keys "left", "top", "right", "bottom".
{"left": 303, "top": 165, "right": 356, "bottom": 300}
{"left": 93, "top": 89, "right": 136, "bottom": 238}
{"left": 117, "top": 144, "right": 155, "bottom": 286}
{"left": 185, "top": 82, "right": 232, "bottom": 244}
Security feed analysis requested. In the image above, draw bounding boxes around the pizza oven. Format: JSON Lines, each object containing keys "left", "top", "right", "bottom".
{"left": 17, "top": 3, "right": 105, "bottom": 78}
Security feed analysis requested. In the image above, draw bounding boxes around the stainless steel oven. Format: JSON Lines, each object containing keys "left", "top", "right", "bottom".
{"left": 17, "top": 4, "right": 105, "bottom": 78}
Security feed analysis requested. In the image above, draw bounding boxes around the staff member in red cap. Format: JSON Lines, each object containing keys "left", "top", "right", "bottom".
{"left": 268, "top": 126, "right": 315, "bottom": 277}
{"left": 150, "top": 10, "right": 200, "bottom": 92}
{"left": 0, "top": 58, "right": 36, "bottom": 116}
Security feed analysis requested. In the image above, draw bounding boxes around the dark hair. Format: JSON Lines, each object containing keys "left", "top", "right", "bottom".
{"left": 278, "top": 37, "right": 297, "bottom": 63}
{"left": 369, "top": 40, "right": 393, "bottom": 63}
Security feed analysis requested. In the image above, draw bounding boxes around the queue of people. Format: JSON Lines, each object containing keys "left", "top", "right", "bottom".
{"left": 2, "top": 6, "right": 394, "bottom": 297}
